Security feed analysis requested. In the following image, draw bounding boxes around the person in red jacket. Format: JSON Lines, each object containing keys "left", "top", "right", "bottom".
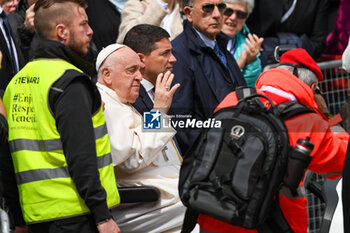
{"left": 197, "top": 48, "right": 349, "bottom": 233}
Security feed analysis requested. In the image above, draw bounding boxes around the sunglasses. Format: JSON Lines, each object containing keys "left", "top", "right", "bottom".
{"left": 201, "top": 3, "right": 227, "bottom": 14}
{"left": 223, "top": 8, "right": 248, "bottom": 19}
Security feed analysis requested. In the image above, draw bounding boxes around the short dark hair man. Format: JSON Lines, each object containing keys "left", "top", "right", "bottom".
{"left": 170, "top": 0, "right": 246, "bottom": 152}
{"left": 123, "top": 24, "right": 177, "bottom": 116}
{"left": 123, "top": 24, "right": 186, "bottom": 156}
{"left": 3, "top": 0, "right": 120, "bottom": 232}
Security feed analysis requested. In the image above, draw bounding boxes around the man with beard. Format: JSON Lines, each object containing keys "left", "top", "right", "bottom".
{"left": 3, "top": 0, "right": 120, "bottom": 232}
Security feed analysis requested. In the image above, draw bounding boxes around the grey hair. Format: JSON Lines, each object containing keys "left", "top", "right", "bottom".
{"left": 223, "top": 0, "right": 254, "bottom": 14}
{"left": 279, "top": 65, "right": 318, "bottom": 87}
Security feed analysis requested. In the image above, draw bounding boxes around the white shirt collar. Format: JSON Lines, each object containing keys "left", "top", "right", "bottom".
{"left": 141, "top": 78, "right": 155, "bottom": 102}
{"left": 141, "top": 78, "right": 154, "bottom": 92}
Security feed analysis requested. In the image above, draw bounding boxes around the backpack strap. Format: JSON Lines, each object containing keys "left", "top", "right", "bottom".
{"left": 258, "top": 194, "right": 294, "bottom": 233}
{"left": 278, "top": 101, "right": 314, "bottom": 120}
{"left": 234, "top": 87, "right": 269, "bottom": 116}
{"left": 181, "top": 208, "right": 199, "bottom": 233}
{"left": 235, "top": 87, "right": 257, "bottom": 100}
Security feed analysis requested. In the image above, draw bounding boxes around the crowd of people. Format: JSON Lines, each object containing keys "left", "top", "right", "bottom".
{"left": 0, "top": 0, "right": 349, "bottom": 232}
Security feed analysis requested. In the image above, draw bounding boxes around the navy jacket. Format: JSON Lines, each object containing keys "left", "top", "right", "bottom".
{"left": 170, "top": 20, "right": 246, "bottom": 153}
{"left": 132, "top": 85, "right": 154, "bottom": 117}
{"left": 0, "top": 23, "right": 24, "bottom": 91}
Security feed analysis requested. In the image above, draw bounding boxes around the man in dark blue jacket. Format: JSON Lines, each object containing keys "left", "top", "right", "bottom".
{"left": 123, "top": 24, "right": 177, "bottom": 116}
{"left": 170, "top": 0, "right": 246, "bottom": 153}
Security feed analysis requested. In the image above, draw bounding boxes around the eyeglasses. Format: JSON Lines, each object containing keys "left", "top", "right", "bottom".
{"left": 223, "top": 8, "right": 248, "bottom": 19}
{"left": 200, "top": 3, "right": 227, "bottom": 14}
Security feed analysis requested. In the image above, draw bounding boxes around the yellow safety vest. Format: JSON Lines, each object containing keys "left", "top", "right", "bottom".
{"left": 3, "top": 59, "right": 119, "bottom": 223}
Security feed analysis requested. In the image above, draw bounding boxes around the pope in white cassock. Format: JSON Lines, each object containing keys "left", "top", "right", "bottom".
{"left": 95, "top": 44, "right": 185, "bottom": 233}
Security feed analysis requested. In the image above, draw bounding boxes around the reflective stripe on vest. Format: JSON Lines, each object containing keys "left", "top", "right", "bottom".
{"left": 9, "top": 123, "right": 108, "bottom": 153}
{"left": 16, "top": 153, "right": 112, "bottom": 185}
{"left": 3, "top": 59, "right": 119, "bottom": 223}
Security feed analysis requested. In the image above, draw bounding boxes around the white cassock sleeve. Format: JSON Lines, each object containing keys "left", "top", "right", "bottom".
{"left": 103, "top": 98, "right": 176, "bottom": 173}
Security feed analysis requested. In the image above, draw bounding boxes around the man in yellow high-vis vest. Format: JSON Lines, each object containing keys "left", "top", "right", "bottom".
{"left": 2, "top": 0, "right": 120, "bottom": 232}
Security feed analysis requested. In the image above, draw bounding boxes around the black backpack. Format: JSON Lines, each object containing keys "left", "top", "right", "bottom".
{"left": 179, "top": 88, "right": 314, "bottom": 232}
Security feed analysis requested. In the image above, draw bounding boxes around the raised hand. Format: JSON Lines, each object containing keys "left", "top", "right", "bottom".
{"left": 153, "top": 71, "right": 180, "bottom": 114}
{"left": 24, "top": 4, "right": 35, "bottom": 33}
{"left": 243, "top": 33, "right": 264, "bottom": 64}
{"left": 237, "top": 33, "right": 264, "bottom": 69}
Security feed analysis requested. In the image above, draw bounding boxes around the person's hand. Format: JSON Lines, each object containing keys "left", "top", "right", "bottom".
{"left": 244, "top": 34, "right": 264, "bottom": 64}
{"left": 24, "top": 4, "right": 35, "bottom": 33}
{"left": 153, "top": 71, "right": 180, "bottom": 114}
{"left": 15, "top": 226, "right": 28, "bottom": 233}
{"left": 97, "top": 218, "right": 120, "bottom": 233}
{"left": 236, "top": 34, "right": 263, "bottom": 69}
{"left": 243, "top": 34, "right": 264, "bottom": 65}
